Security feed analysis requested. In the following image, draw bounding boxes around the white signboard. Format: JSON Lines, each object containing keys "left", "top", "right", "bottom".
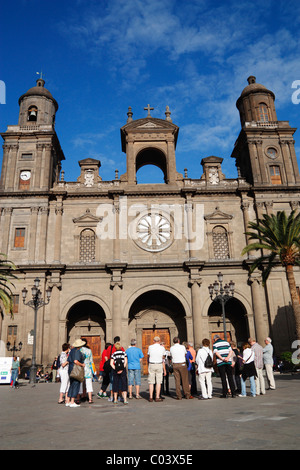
{"left": 0, "top": 357, "right": 13, "bottom": 384}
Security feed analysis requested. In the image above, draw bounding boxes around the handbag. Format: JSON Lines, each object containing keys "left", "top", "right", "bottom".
{"left": 70, "top": 364, "right": 84, "bottom": 382}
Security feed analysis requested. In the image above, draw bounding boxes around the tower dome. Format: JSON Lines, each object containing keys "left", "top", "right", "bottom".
{"left": 236, "top": 76, "right": 277, "bottom": 127}
{"left": 18, "top": 77, "right": 58, "bottom": 127}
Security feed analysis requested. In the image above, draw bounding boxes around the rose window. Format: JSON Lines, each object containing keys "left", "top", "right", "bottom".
{"left": 136, "top": 213, "right": 172, "bottom": 252}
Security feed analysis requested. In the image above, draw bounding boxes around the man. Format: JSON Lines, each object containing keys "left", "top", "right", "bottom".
{"left": 126, "top": 339, "right": 144, "bottom": 399}
{"left": 248, "top": 337, "right": 266, "bottom": 395}
{"left": 147, "top": 336, "right": 166, "bottom": 402}
{"left": 263, "top": 337, "right": 276, "bottom": 390}
{"left": 170, "top": 337, "right": 192, "bottom": 400}
{"left": 213, "top": 334, "right": 236, "bottom": 398}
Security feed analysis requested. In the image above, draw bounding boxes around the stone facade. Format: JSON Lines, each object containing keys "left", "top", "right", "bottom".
{"left": 0, "top": 76, "right": 299, "bottom": 372}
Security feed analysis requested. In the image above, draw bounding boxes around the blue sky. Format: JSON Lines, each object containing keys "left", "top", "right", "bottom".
{"left": 1, "top": 0, "right": 300, "bottom": 183}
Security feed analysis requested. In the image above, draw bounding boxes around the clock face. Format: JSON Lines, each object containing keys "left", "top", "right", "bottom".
{"left": 20, "top": 171, "right": 31, "bottom": 181}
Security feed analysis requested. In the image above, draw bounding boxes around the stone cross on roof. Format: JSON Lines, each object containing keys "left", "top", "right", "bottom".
{"left": 144, "top": 104, "right": 154, "bottom": 117}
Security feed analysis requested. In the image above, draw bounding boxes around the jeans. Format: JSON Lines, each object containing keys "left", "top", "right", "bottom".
{"left": 128, "top": 369, "right": 141, "bottom": 386}
{"left": 11, "top": 369, "right": 18, "bottom": 387}
{"left": 241, "top": 375, "right": 256, "bottom": 396}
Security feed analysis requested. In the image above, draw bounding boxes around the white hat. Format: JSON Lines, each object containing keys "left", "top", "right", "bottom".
{"left": 72, "top": 339, "right": 86, "bottom": 348}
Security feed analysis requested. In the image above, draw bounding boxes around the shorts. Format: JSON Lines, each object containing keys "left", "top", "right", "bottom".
{"left": 128, "top": 369, "right": 141, "bottom": 386}
{"left": 148, "top": 363, "right": 163, "bottom": 385}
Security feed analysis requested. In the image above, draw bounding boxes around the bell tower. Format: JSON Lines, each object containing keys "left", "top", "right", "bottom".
{"left": 231, "top": 76, "right": 300, "bottom": 186}
{"left": 0, "top": 77, "right": 64, "bottom": 192}
{"left": 120, "top": 105, "right": 181, "bottom": 185}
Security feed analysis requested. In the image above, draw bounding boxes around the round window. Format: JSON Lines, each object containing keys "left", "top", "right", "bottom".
{"left": 134, "top": 212, "right": 173, "bottom": 252}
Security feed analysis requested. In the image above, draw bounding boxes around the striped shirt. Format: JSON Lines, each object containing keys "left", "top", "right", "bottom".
{"left": 251, "top": 342, "right": 263, "bottom": 369}
{"left": 213, "top": 339, "right": 232, "bottom": 366}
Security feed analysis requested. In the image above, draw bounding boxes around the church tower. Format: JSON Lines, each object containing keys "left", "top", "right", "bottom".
{"left": 0, "top": 77, "right": 64, "bottom": 192}
{"left": 231, "top": 76, "right": 300, "bottom": 186}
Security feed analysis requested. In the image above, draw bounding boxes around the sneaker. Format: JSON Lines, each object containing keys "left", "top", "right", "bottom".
{"left": 65, "top": 403, "right": 70, "bottom": 407}
{"left": 97, "top": 392, "right": 102, "bottom": 399}
{"left": 108, "top": 397, "right": 113, "bottom": 402}
{"left": 70, "top": 403, "right": 80, "bottom": 407}
{"left": 124, "top": 400, "right": 128, "bottom": 404}
{"left": 238, "top": 394, "right": 246, "bottom": 397}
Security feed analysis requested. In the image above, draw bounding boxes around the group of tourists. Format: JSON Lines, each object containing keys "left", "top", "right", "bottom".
{"left": 54, "top": 333, "right": 276, "bottom": 407}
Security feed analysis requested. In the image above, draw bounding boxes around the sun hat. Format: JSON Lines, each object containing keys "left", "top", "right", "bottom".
{"left": 72, "top": 339, "right": 86, "bottom": 348}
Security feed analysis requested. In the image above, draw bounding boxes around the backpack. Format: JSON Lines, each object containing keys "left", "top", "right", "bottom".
{"left": 204, "top": 351, "right": 213, "bottom": 368}
{"left": 114, "top": 353, "right": 125, "bottom": 372}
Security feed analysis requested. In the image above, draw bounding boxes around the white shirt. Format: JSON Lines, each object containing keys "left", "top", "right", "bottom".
{"left": 243, "top": 348, "right": 255, "bottom": 363}
{"left": 148, "top": 343, "right": 166, "bottom": 363}
{"left": 170, "top": 343, "right": 187, "bottom": 363}
{"left": 196, "top": 347, "right": 213, "bottom": 373}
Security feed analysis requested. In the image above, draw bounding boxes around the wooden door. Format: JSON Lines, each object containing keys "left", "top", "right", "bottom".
{"left": 142, "top": 328, "right": 171, "bottom": 375}
{"left": 211, "top": 331, "right": 231, "bottom": 347}
{"left": 82, "top": 336, "right": 101, "bottom": 376}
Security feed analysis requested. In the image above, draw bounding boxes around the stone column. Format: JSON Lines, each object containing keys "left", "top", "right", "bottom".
{"left": 41, "top": 143, "right": 52, "bottom": 190}
{"left": 113, "top": 201, "right": 120, "bottom": 262}
{"left": 38, "top": 206, "right": 49, "bottom": 263}
{"left": 111, "top": 281, "right": 123, "bottom": 341}
{"left": 47, "top": 278, "right": 62, "bottom": 364}
{"left": 249, "top": 274, "right": 268, "bottom": 345}
{"left": 265, "top": 201, "right": 273, "bottom": 216}
{"left": 188, "top": 267, "right": 203, "bottom": 348}
{"left": 53, "top": 198, "right": 63, "bottom": 263}
{"left": 28, "top": 207, "right": 39, "bottom": 262}
{"left": 35, "top": 143, "right": 44, "bottom": 189}
{"left": 7, "top": 144, "right": 18, "bottom": 190}
{"left": 287, "top": 140, "right": 300, "bottom": 183}
{"left": 1, "top": 207, "right": 13, "bottom": 253}
{"left": 0, "top": 144, "right": 10, "bottom": 189}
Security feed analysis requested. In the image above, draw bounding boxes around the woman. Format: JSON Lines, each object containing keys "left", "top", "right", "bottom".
{"left": 97, "top": 342, "right": 112, "bottom": 399}
{"left": 183, "top": 342, "right": 194, "bottom": 396}
{"left": 195, "top": 339, "right": 214, "bottom": 399}
{"left": 230, "top": 341, "right": 242, "bottom": 395}
{"left": 66, "top": 339, "right": 85, "bottom": 408}
{"left": 10, "top": 356, "right": 20, "bottom": 388}
{"left": 238, "top": 342, "right": 257, "bottom": 397}
{"left": 110, "top": 342, "right": 128, "bottom": 404}
{"left": 58, "top": 343, "right": 70, "bottom": 404}
{"left": 80, "top": 339, "right": 94, "bottom": 404}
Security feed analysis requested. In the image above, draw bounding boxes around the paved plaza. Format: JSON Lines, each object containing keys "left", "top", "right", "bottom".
{"left": 0, "top": 372, "right": 299, "bottom": 452}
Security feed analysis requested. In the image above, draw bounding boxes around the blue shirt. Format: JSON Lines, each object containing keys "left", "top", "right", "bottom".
{"left": 125, "top": 346, "right": 144, "bottom": 370}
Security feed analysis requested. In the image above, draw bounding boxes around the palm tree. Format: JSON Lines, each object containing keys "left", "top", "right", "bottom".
{"left": 0, "top": 253, "right": 17, "bottom": 317}
{"left": 241, "top": 210, "right": 300, "bottom": 340}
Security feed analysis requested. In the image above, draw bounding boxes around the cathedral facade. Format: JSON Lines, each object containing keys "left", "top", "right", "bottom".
{"left": 0, "top": 76, "right": 299, "bottom": 373}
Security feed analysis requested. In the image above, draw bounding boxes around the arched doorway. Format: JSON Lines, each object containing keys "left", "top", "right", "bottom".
{"left": 208, "top": 297, "right": 249, "bottom": 348}
{"left": 128, "top": 290, "right": 187, "bottom": 374}
{"left": 66, "top": 300, "right": 106, "bottom": 373}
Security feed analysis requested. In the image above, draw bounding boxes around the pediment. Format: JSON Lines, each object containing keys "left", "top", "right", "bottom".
{"left": 121, "top": 117, "right": 179, "bottom": 152}
{"left": 73, "top": 209, "right": 102, "bottom": 224}
{"left": 204, "top": 207, "right": 233, "bottom": 221}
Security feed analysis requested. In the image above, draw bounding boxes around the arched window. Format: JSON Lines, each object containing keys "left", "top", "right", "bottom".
{"left": 80, "top": 229, "right": 96, "bottom": 263}
{"left": 28, "top": 105, "right": 38, "bottom": 122}
{"left": 212, "top": 225, "right": 230, "bottom": 259}
{"left": 258, "top": 103, "right": 268, "bottom": 122}
{"left": 270, "top": 165, "right": 282, "bottom": 185}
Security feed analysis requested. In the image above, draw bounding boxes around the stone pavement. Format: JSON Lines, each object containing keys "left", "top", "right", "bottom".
{"left": 0, "top": 372, "right": 299, "bottom": 451}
